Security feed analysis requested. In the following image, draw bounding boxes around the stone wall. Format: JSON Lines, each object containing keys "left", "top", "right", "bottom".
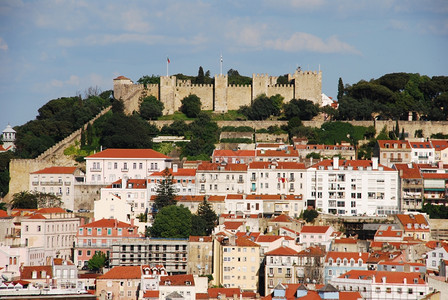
{"left": 226, "top": 85, "right": 252, "bottom": 110}
{"left": 73, "top": 184, "right": 104, "bottom": 211}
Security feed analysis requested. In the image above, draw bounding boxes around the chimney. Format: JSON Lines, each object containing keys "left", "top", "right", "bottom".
{"left": 372, "top": 157, "right": 378, "bottom": 170}
{"left": 333, "top": 156, "right": 339, "bottom": 169}
{"left": 131, "top": 218, "right": 134, "bottom": 226}
{"left": 173, "top": 164, "right": 178, "bottom": 173}
{"left": 403, "top": 277, "right": 407, "bottom": 284}
{"left": 438, "top": 161, "right": 443, "bottom": 169}
{"left": 382, "top": 276, "right": 386, "bottom": 283}
{"left": 121, "top": 177, "right": 126, "bottom": 189}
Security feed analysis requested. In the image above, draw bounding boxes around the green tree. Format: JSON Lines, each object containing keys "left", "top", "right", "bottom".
{"left": 35, "top": 192, "right": 63, "bottom": 208}
{"left": 149, "top": 205, "right": 192, "bottom": 238}
{"left": 181, "top": 94, "right": 202, "bottom": 118}
{"left": 153, "top": 168, "right": 177, "bottom": 212}
{"left": 196, "top": 66, "right": 205, "bottom": 84}
{"left": 11, "top": 191, "right": 38, "bottom": 209}
{"left": 196, "top": 199, "right": 218, "bottom": 235}
{"left": 137, "top": 75, "right": 160, "bottom": 86}
{"left": 87, "top": 251, "right": 108, "bottom": 272}
{"left": 239, "top": 94, "right": 282, "bottom": 120}
{"left": 191, "top": 214, "right": 207, "bottom": 236}
{"left": 0, "top": 202, "right": 7, "bottom": 211}
{"left": 283, "top": 99, "right": 319, "bottom": 121}
{"left": 140, "top": 95, "right": 164, "bottom": 120}
{"left": 182, "top": 112, "right": 220, "bottom": 159}
{"left": 337, "top": 77, "right": 344, "bottom": 101}
{"left": 303, "top": 209, "right": 319, "bottom": 223}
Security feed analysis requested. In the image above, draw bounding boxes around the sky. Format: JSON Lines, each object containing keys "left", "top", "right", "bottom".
{"left": 0, "top": 0, "right": 447, "bottom": 131}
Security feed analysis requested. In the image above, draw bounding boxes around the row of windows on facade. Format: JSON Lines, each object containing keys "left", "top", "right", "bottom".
{"left": 34, "top": 187, "right": 70, "bottom": 195}
{"left": 25, "top": 223, "right": 76, "bottom": 232}
{"left": 31, "top": 269, "right": 76, "bottom": 279}
{"left": 92, "top": 162, "right": 159, "bottom": 170}
{"left": 336, "top": 285, "right": 423, "bottom": 295}
{"left": 79, "top": 227, "right": 125, "bottom": 236}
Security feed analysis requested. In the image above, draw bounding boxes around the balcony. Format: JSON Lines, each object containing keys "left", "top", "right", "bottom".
{"left": 251, "top": 188, "right": 257, "bottom": 192}
{"left": 390, "top": 158, "right": 403, "bottom": 162}
{"left": 285, "top": 273, "right": 292, "bottom": 278}
{"left": 238, "top": 179, "right": 244, "bottom": 183}
{"left": 199, "top": 189, "right": 206, "bottom": 194}
{"left": 250, "top": 177, "right": 257, "bottom": 182}
{"left": 268, "top": 273, "right": 274, "bottom": 277}
{"left": 90, "top": 168, "right": 102, "bottom": 172}
{"left": 289, "top": 188, "right": 295, "bottom": 192}
{"left": 200, "top": 178, "right": 206, "bottom": 183}
{"left": 40, "top": 181, "right": 63, "bottom": 186}
{"left": 121, "top": 168, "right": 129, "bottom": 172}
{"left": 64, "top": 181, "right": 71, "bottom": 186}
{"left": 32, "top": 181, "right": 39, "bottom": 186}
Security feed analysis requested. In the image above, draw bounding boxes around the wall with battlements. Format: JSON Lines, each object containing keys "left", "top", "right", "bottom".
{"left": 113, "top": 70, "right": 323, "bottom": 115}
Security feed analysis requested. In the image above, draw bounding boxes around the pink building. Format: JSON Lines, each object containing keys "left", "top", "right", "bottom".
{"left": 74, "top": 218, "right": 139, "bottom": 268}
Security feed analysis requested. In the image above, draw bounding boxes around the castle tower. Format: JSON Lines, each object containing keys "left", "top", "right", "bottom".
{"left": 1, "top": 124, "right": 16, "bottom": 151}
{"left": 214, "top": 75, "right": 228, "bottom": 112}
{"left": 113, "top": 75, "right": 133, "bottom": 101}
{"left": 292, "top": 70, "right": 322, "bottom": 106}
{"left": 252, "top": 74, "right": 269, "bottom": 101}
{"left": 160, "top": 76, "right": 177, "bottom": 115}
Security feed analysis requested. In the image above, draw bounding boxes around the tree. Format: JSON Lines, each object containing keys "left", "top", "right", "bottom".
{"left": 140, "top": 95, "right": 164, "bottom": 120}
{"left": 153, "top": 168, "right": 177, "bottom": 212}
{"left": 11, "top": 191, "right": 38, "bottom": 209}
{"left": 283, "top": 99, "right": 319, "bottom": 121}
{"left": 35, "top": 192, "right": 63, "bottom": 208}
{"left": 196, "top": 66, "right": 205, "bottom": 84}
{"left": 303, "top": 209, "right": 319, "bottom": 223}
{"left": 191, "top": 214, "right": 207, "bottom": 236}
{"left": 149, "top": 205, "right": 192, "bottom": 238}
{"left": 87, "top": 251, "right": 108, "bottom": 272}
{"left": 337, "top": 77, "right": 344, "bottom": 101}
{"left": 182, "top": 112, "right": 220, "bottom": 159}
{"left": 181, "top": 94, "right": 202, "bottom": 118}
{"left": 239, "top": 94, "right": 282, "bottom": 120}
{"left": 196, "top": 199, "right": 218, "bottom": 235}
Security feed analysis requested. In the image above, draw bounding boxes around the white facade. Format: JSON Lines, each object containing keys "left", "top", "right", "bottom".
{"left": 299, "top": 226, "right": 335, "bottom": 251}
{"left": 306, "top": 157, "right": 399, "bottom": 216}
{"left": 85, "top": 148, "right": 172, "bottom": 184}
{"left": 0, "top": 246, "right": 29, "bottom": 280}
{"left": 148, "top": 165, "right": 197, "bottom": 196}
{"left": 196, "top": 163, "right": 248, "bottom": 196}
{"left": 426, "top": 246, "right": 448, "bottom": 271}
{"left": 410, "top": 142, "right": 435, "bottom": 164}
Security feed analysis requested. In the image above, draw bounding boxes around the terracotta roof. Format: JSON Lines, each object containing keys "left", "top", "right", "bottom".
{"left": 31, "top": 166, "right": 78, "bottom": 174}
{"left": 271, "top": 214, "right": 293, "bottom": 223}
{"left": 223, "top": 221, "right": 244, "bottom": 230}
{"left": 249, "top": 161, "right": 306, "bottom": 169}
{"left": 431, "top": 140, "right": 448, "bottom": 150}
{"left": 394, "top": 163, "right": 422, "bottom": 179}
{"left": 0, "top": 210, "right": 8, "bottom": 218}
{"left": 422, "top": 173, "right": 448, "bottom": 179}
{"left": 207, "top": 195, "right": 225, "bottom": 202}
{"left": 338, "top": 270, "right": 426, "bottom": 284}
{"left": 396, "top": 214, "right": 429, "bottom": 230}
{"left": 98, "top": 266, "right": 141, "bottom": 279}
{"left": 175, "top": 195, "right": 204, "bottom": 202}
{"left": 36, "top": 207, "right": 66, "bottom": 214}
{"left": 325, "top": 252, "right": 369, "bottom": 262}
{"left": 312, "top": 159, "right": 394, "bottom": 171}
{"left": 256, "top": 235, "right": 283, "bottom": 243}
{"left": 189, "top": 236, "right": 212, "bottom": 242}
{"left": 226, "top": 194, "right": 244, "bottom": 200}
{"left": 53, "top": 258, "right": 74, "bottom": 265}
{"left": 246, "top": 194, "right": 282, "bottom": 200}
{"left": 113, "top": 75, "right": 131, "bottom": 80}
{"left": 207, "top": 287, "right": 241, "bottom": 298}
{"left": 297, "top": 246, "right": 325, "bottom": 257}
{"left": 265, "top": 246, "right": 299, "bottom": 256}
{"left": 377, "top": 140, "right": 410, "bottom": 149}
{"left": 28, "top": 213, "right": 46, "bottom": 220}
{"left": 106, "top": 178, "right": 147, "bottom": 189}
{"left": 301, "top": 225, "right": 331, "bottom": 234}
{"left": 143, "top": 290, "right": 159, "bottom": 298}
{"left": 159, "top": 274, "right": 195, "bottom": 286}
{"left": 86, "top": 148, "right": 169, "bottom": 159}
{"left": 374, "top": 226, "right": 403, "bottom": 238}
{"left": 21, "top": 266, "right": 53, "bottom": 279}
{"left": 213, "top": 150, "right": 256, "bottom": 157}
{"left": 80, "top": 218, "right": 136, "bottom": 229}
{"left": 149, "top": 168, "right": 196, "bottom": 177}
{"left": 236, "top": 236, "right": 260, "bottom": 247}
{"left": 334, "top": 238, "right": 357, "bottom": 244}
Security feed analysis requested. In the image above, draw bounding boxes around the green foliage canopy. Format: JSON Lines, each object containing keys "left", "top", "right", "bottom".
{"left": 181, "top": 94, "right": 202, "bottom": 118}
{"left": 149, "top": 205, "right": 192, "bottom": 238}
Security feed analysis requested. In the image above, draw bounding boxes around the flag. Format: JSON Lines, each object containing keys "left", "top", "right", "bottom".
{"left": 167, "top": 57, "right": 170, "bottom": 64}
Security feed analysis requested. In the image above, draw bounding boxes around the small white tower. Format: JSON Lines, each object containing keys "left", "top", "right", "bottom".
{"left": 1, "top": 124, "right": 16, "bottom": 151}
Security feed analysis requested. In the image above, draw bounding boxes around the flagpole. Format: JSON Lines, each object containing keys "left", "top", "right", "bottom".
{"left": 220, "top": 53, "right": 223, "bottom": 75}
{"left": 166, "top": 58, "right": 169, "bottom": 77}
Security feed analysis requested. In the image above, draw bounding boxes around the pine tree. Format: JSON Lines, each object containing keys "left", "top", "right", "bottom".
{"left": 337, "top": 77, "right": 344, "bottom": 101}
{"left": 153, "top": 168, "right": 177, "bottom": 213}
{"left": 197, "top": 198, "right": 218, "bottom": 235}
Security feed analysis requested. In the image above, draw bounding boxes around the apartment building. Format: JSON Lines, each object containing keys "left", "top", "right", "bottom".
{"left": 299, "top": 225, "right": 335, "bottom": 251}
{"left": 305, "top": 157, "right": 399, "bottom": 216}
{"left": 264, "top": 246, "right": 299, "bottom": 294}
{"left": 148, "top": 165, "right": 197, "bottom": 196}
{"left": 212, "top": 149, "right": 256, "bottom": 164}
{"left": 197, "top": 162, "right": 248, "bottom": 195}
{"left": 324, "top": 252, "right": 369, "bottom": 284}
{"left": 394, "top": 163, "right": 424, "bottom": 211}
{"left": 29, "top": 166, "right": 84, "bottom": 211}
{"left": 85, "top": 148, "right": 172, "bottom": 184}
{"left": 187, "top": 236, "right": 213, "bottom": 276}
{"left": 74, "top": 218, "right": 139, "bottom": 268}
{"left": 376, "top": 140, "right": 412, "bottom": 167}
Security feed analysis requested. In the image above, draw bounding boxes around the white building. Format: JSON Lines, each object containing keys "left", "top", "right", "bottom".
{"left": 85, "top": 148, "right": 172, "bottom": 184}
{"left": 247, "top": 161, "right": 306, "bottom": 196}
{"left": 426, "top": 246, "right": 448, "bottom": 272}
{"left": 29, "top": 166, "right": 84, "bottom": 211}
{"left": 410, "top": 141, "right": 436, "bottom": 164}
{"left": 305, "top": 157, "right": 399, "bottom": 216}
{"left": 148, "top": 165, "right": 196, "bottom": 196}
{"left": 20, "top": 208, "right": 79, "bottom": 262}
{"left": 1, "top": 124, "right": 16, "bottom": 152}
{"left": 196, "top": 162, "right": 248, "bottom": 196}
{"left": 299, "top": 225, "right": 335, "bottom": 251}
{"left": 330, "top": 270, "right": 429, "bottom": 300}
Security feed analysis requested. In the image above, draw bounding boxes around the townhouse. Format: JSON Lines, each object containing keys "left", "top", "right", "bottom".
{"left": 299, "top": 225, "right": 335, "bottom": 251}
{"left": 74, "top": 218, "right": 139, "bottom": 268}
{"left": 159, "top": 274, "right": 196, "bottom": 300}
{"left": 187, "top": 236, "right": 213, "bottom": 276}
{"left": 20, "top": 208, "right": 79, "bottom": 263}
{"left": 394, "top": 163, "right": 424, "bottom": 211}
{"left": 212, "top": 149, "right": 256, "bottom": 164}
{"left": 410, "top": 141, "right": 436, "bottom": 164}
{"left": 324, "top": 252, "right": 369, "bottom": 284}
{"left": 85, "top": 148, "right": 172, "bottom": 184}
{"left": 29, "top": 166, "right": 85, "bottom": 211}
{"left": 196, "top": 162, "right": 248, "bottom": 195}
{"left": 305, "top": 157, "right": 399, "bottom": 216}
{"left": 295, "top": 246, "right": 326, "bottom": 284}
{"left": 329, "top": 270, "right": 429, "bottom": 300}
{"left": 95, "top": 178, "right": 148, "bottom": 232}
{"left": 395, "top": 213, "right": 430, "bottom": 241}
{"left": 376, "top": 140, "right": 412, "bottom": 168}
{"left": 264, "top": 283, "right": 362, "bottom": 300}
{"left": 96, "top": 265, "right": 142, "bottom": 300}
{"left": 148, "top": 165, "right": 197, "bottom": 196}
{"left": 265, "top": 246, "right": 299, "bottom": 294}
{"left": 426, "top": 246, "right": 448, "bottom": 272}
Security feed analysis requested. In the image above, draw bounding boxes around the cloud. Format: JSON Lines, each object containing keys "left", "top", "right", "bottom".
{"left": 50, "top": 75, "right": 80, "bottom": 88}
{"left": 387, "top": 20, "right": 408, "bottom": 31}
{"left": 0, "top": 37, "right": 8, "bottom": 51}
{"left": 265, "top": 32, "right": 361, "bottom": 55}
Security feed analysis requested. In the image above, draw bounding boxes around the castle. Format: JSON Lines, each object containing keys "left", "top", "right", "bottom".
{"left": 113, "top": 69, "right": 322, "bottom": 115}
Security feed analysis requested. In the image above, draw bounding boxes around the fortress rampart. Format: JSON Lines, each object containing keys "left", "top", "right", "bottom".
{"left": 113, "top": 70, "right": 323, "bottom": 115}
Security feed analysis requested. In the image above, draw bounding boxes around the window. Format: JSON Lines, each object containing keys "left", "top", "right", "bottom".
{"left": 133, "top": 163, "right": 137, "bottom": 169}
{"left": 114, "top": 162, "right": 118, "bottom": 169}
{"left": 139, "top": 163, "right": 143, "bottom": 169}
{"left": 37, "top": 225, "right": 41, "bottom": 232}
{"left": 118, "top": 228, "right": 122, "bottom": 236}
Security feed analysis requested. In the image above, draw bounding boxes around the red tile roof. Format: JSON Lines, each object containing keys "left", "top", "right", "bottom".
{"left": 265, "top": 246, "right": 299, "bottom": 256}
{"left": 114, "top": 75, "right": 131, "bottom": 80}
{"left": 106, "top": 179, "right": 147, "bottom": 189}
{"left": 377, "top": 140, "right": 410, "bottom": 149}
{"left": 80, "top": 218, "right": 136, "bottom": 229}
{"left": 394, "top": 163, "right": 422, "bottom": 179}
{"left": 223, "top": 221, "right": 244, "bottom": 230}
{"left": 197, "top": 162, "right": 248, "bottom": 171}
{"left": 149, "top": 168, "right": 196, "bottom": 177}
{"left": 159, "top": 274, "right": 195, "bottom": 286}
{"left": 226, "top": 194, "right": 244, "bottom": 200}
{"left": 207, "top": 287, "right": 241, "bottom": 298}
{"left": 422, "top": 173, "right": 448, "bottom": 179}
{"left": 256, "top": 235, "right": 283, "bottom": 243}
{"left": 396, "top": 214, "right": 429, "bottom": 231}
{"left": 374, "top": 226, "right": 403, "bottom": 238}
{"left": 189, "top": 236, "right": 212, "bottom": 242}
{"left": 256, "top": 149, "right": 299, "bottom": 157}
{"left": 270, "top": 214, "right": 293, "bottom": 223}
{"left": 236, "top": 236, "right": 260, "bottom": 247}
{"left": 87, "top": 148, "right": 169, "bottom": 159}
{"left": 297, "top": 246, "right": 325, "bottom": 256}
{"left": 301, "top": 225, "right": 331, "bottom": 234}
{"left": 143, "top": 290, "right": 159, "bottom": 298}
{"left": 338, "top": 270, "right": 426, "bottom": 284}
{"left": 312, "top": 159, "right": 394, "bottom": 171}
{"left": 28, "top": 214, "right": 46, "bottom": 220}
{"left": 0, "top": 210, "right": 8, "bottom": 218}
{"left": 21, "top": 266, "right": 53, "bottom": 279}
{"left": 213, "top": 150, "right": 256, "bottom": 157}
{"left": 249, "top": 161, "right": 306, "bottom": 169}
{"left": 334, "top": 237, "right": 357, "bottom": 244}
{"left": 36, "top": 207, "right": 66, "bottom": 214}
{"left": 246, "top": 194, "right": 282, "bottom": 200}
{"left": 208, "top": 195, "right": 225, "bottom": 202}
{"left": 31, "top": 166, "right": 78, "bottom": 174}
{"left": 98, "top": 266, "right": 141, "bottom": 279}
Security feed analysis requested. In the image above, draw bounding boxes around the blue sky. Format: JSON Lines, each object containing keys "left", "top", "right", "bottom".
{"left": 1, "top": 0, "right": 447, "bottom": 131}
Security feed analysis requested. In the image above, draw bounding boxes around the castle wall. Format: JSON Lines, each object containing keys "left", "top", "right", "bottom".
{"left": 160, "top": 76, "right": 177, "bottom": 115}
{"left": 175, "top": 84, "right": 214, "bottom": 111}
{"left": 226, "top": 85, "right": 252, "bottom": 110}
{"left": 252, "top": 74, "right": 269, "bottom": 99}
{"left": 214, "top": 75, "right": 228, "bottom": 112}
{"left": 294, "top": 71, "right": 322, "bottom": 106}
{"left": 267, "top": 85, "right": 295, "bottom": 102}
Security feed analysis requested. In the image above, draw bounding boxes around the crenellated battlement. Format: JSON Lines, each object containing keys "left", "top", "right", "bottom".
{"left": 114, "top": 69, "right": 322, "bottom": 115}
